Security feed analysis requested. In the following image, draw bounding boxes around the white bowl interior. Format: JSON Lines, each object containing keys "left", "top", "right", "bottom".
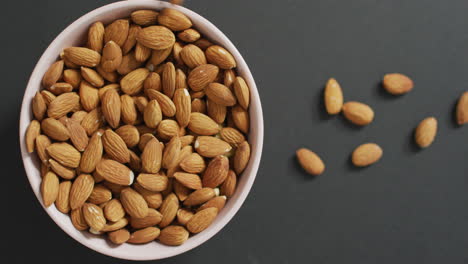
{"left": 19, "top": 0, "right": 263, "bottom": 261}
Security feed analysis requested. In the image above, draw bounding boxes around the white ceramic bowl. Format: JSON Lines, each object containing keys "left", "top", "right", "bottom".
{"left": 18, "top": 0, "right": 263, "bottom": 260}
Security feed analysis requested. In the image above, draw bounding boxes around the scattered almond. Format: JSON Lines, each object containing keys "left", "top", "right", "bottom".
{"left": 415, "top": 117, "right": 437, "bottom": 148}
{"left": 351, "top": 143, "right": 383, "bottom": 167}
{"left": 383, "top": 73, "right": 414, "bottom": 95}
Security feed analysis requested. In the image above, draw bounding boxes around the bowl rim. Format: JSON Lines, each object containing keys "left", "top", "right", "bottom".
{"left": 19, "top": 0, "right": 263, "bottom": 260}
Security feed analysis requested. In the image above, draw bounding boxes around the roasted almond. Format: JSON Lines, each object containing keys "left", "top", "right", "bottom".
{"left": 383, "top": 73, "right": 414, "bottom": 95}
{"left": 137, "top": 25, "right": 175, "bottom": 50}
{"left": 41, "top": 171, "right": 59, "bottom": 207}
{"left": 157, "top": 8, "right": 192, "bottom": 31}
{"left": 206, "top": 45, "right": 236, "bottom": 69}
{"left": 194, "top": 136, "right": 231, "bottom": 158}
{"left": 158, "top": 225, "right": 189, "bottom": 246}
{"left": 96, "top": 159, "right": 134, "bottom": 186}
{"left": 342, "top": 101, "right": 374, "bottom": 126}
{"left": 104, "top": 199, "right": 125, "bottom": 222}
{"left": 351, "top": 143, "right": 383, "bottom": 167}
{"left": 69, "top": 174, "right": 94, "bottom": 210}
{"left": 187, "top": 207, "right": 218, "bottom": 233}
{"left": 415, "top": 117, "right": 437, "bottom": 148}
{"left": 120, "top": 187, "right": 149, "bottom": 218}
{"left": 188, "top": 64, "right": 219, "bottom": 91}
{"left": 296, "top": 148, "right": 325, "bottom": 176}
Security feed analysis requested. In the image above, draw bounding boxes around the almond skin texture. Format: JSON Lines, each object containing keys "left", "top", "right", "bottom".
{"left": 141, "top": 138, "right": 163, "bottom": 173}
{"left": 162, "top": 136, "right": 181, "bottom": 169}
{"left": 177, "top": 209, "right": 194, "bottom": 225}
{"left": 220, "top": 127, "right": 245, "bottom": 146}
{"left": 128, "top": 227, "right": 160, "bottom": 244}
{"left": 49, "top": 159, "right": 75, "bottom": 180}
{"left": 41, "top": 171, "right": 60, "bottom": 207}
{"left": 187, "top": 207, "right": 218, "bottom": 233}
{"left": 79, "top": 132, "right": 103, "bottom": 173}
{"left": 296, "top": 148, "right": 325, "bottom": 176}
{"left": 69, "top": 174, "right": 94, "bottom": 210}
{"left": 415, "top": 117, "right": 437, "bottom": 148}
{"left": 159, "top": 225, "right": 189, "bottom": 246}
{"left": 131, "top": 10, "right": 159, "bottom": 26}
{"left": 157, "top": 8, "right": 192, "bottom": 31}
{"left": 35, "top": 135, "right": 51, "bottom": 164}
{"left": 42, "top": 60, "right": 64, "bottom": 89}
{"left": 188, "top": 64, "right": 219, "bottom": 91}
{"left": 87, "top": 185, "right": 112, "bottom": 204}
{"left": 79, "top": 81, "right": 99, "bottom": 112}
{"left": 179, "top": 153, "right": 205, "bottom": 173}
{"left": 104, "top": 19, "right": 129, "bottom": 47}
{"left": 195, "top": 136, "right": 232, "bottom": 158}
{"left": 383, "top": 73, "right": 414, "bottom": 95}
{"left": 199, "top": 196, "right": 226, "bottom": 212}
{"left": 174, "top": 172, "right": 202, "bottom": 189}
{"left": 32, "top": 92, "right": 47, "bottom": 121}
{"left": 104, "top": 199, "right": 125, "bottom": 222}
{"left": 352, "top": 143, "right": 383, "bottom": 167}
{"left": 206, "top": 45, "right": 236, "bottom": 69}
{"left": 162, "top": 62, "right": 176, "bottom": 98}
{"left": 456, "top": 92, "right": 468, "bottom": 125}
{"left": 66, "top": 120, "right": 89, "bottom": 152}
{"left": 26, "top": 120, "right": 41, "bottom": 153}
{"left": 116, "top": 125, "right": 140, "bottom": 148}
{"left": 130, "top": 208, "right": 162, "bottom": 229}
{"left": 324, "top": 78, "right": 343, "bottom": 115}
{"left": 47, "top": 92, "right": 80, "bottom": 119}
{"left": 108, "top": 229, "right": 130, "bottom": 245}
{"left": 203, "top": 156, "right": 229, "bottom": 188}
{"left": 63, "top": 47, "right": 101, "bottom": 67}
{"left": 137, "top": 173, "right": 168, "bottom": 192}
{"left": 122, "top": 25, "right": 141, "bottom": 55}
{"left": 101, "top": 41, "right": 123, "bottom": 73}
{"left": 81, "top": 67, "right": 104, "bottom": 87}
{"left": 206, "top": 83, "right": 237, "bottom": 106}
{"left": 87, "top": 22, "right": 105, "bottom": 52}
{"left": 188, "top": 112, "right": 220, "bottom": 135}
{"left": 102, "top": 129, "right": 130, "bottom": 163}
{"left": 46, "top": 143, "right": 81, "bottom": 168}
{"left": 183, "top": 187, "right": 216, "bottom": 206}
{"left": 159, "top": 193, "right": 179, "bottom": 228}
{"left": 342, "top": 101, "right": 374, "bottom": 126}
{"left": 134, "top": 183, "right": 163, "bottom": 209}
{"left": 71, "top": 208, "right": 89, "bottom": 231}
{"left": 180, "top": 44, "right": 207, "bottom": 68}
{"left": 96, "top": 159, "right": 134, "bottom": 186}
{"left": 120, "top": 187, "right": 149, "bottom": 218}
{"left": 121, "top": 68, "right": 150, "bottom": 95}
{"left": 174, "top": 88, "right": 191, "bottom": 127}
{"left": 234, "top": 141, "right": 251, "bottom": 174}
{"left": 233, "top": 77, "right": 250, "bottom": 109}
{"left": 41, "top": 118, "right": 70, "bottom": 141}
{"left": 82, "top": 203, "right": 106, "bottom": 231}
{"left": 144, "top": 100, "right": 162, "bottom": 128}
{"left": 121, "top": 95, "right": 138, "bottom": 125}
{"left": 63, "top": 69, "right": 82, "bottom": 89}
{"left": 146, "top": 89, "right": 176, "bottom": 117}
{"left": 220, "top": 170, "right": 237, "bottom": 197}
{"left": 137, "top": 26, "right": 175, "bottom": 50}
{"left": 178, "top": 28, "right": 201, "bottom": 43}
{"left": 231, "top": 105, "right": 250, "bottom": 133}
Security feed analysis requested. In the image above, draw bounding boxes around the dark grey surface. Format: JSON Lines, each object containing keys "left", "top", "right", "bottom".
{"left": 3, "top": 0, "right": 468, "bottom": 263}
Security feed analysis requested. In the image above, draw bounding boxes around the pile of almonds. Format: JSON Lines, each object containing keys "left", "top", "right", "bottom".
{"left": 297, "top": 73, "right": 468, "bottom": 175}
{"left": 25, "top": 8, "right": 252, "bottom": 246}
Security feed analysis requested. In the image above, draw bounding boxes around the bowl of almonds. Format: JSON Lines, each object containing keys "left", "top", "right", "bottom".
{"left": 19, "top": 0, "right": 263, "bottom": 260}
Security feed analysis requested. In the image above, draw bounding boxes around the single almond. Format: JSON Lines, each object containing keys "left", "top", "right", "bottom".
{"left": 352, "top": 143, "right": 383, "bottom": 167}
{"left": 173, "top": 180, "right": 190, "bottom": 201}
{"left": 342, "top": 101, "right": 374, "bottom": 126}
{"left": 69, "top": 174, "right": 94, "bottom": 210}
{"left": 223, "top": 69, "right": 236, "bottom": 88}
{"left": 146, "top": 89, "right": 176, "bottom": 117}
{"left": 122, "top": 25, "right": 141, "bottom": 55}
{"left": 80, "top": 131, "right": 103, "bottom": 173}
{"left": 131, "top": 9, "right": 159, "bottom": 26}
{"left": 130, "top": 208, "right": 162, "bottom": 229}
{"left": 63, "top": 69, "right": 82, "bottom": 89}
{"left": 233, "top": 76, "right": 250, "bottom": 109}
{"left": 162, "top": 136, "right": 181, "bottom": 169}
{"left": 35, "top": 135, "right": 51, "bottom": 164}
{"left": 194, "top": 136, "right": 231, "bottom": 158}
{"left": 415, "top": 117, "right": 437, "bottom": 148}
{"left": 159, "top": 225, "right": 189, "bottom": 246}
{"left": 157, "top": 119, "right": 180, "bottom": 140}
{"left": 117, "top": 51, "right": 144, "bottom": 75}
{"left": 220, "top": 170, "right": 236, "bottom": 197}
{"left": 296, "top": 148, "right": 325, "bottom": 176}
{"left": 46, "top": 143, "right": 81, "bottom": 168}
{"left": 121, "top": 94, "right": 138, "bottom": 125}
{"left": 104, "top": 19, "right": 129, "bottom": 47}
{"left": 383, "top": 73, "right": 414, "bottom": 95}
{"left": 128, "top": 227, "right": 160, "bottom": 244}
{"left": 150, "top": 47, "right": 173, "bottom": 66}
{"left": 137, "top": 25, "right": 175, "bottom": 50}
{"left": 220, "top": 127, "right": 245, "bottom": 146}
{"left": 65, "top": 119, "right": 89, "bottom": 152}
{"left": 184, "top": 187, "right": 216, "bottom": 206}
{"left": 206, "top": 45, "right": 236, "bottom": 69}
{"left": 141, "top": 138, "right": 163, "bottom": 173}
{"left": 187, "top": 207, "right": 218, "bottom": 233}
{"left": 144, "top": 72, "right": 161, "bottom": 91}
{"left": 205, "top": 82, "right": 237, "bottom": 106}
{"left": 177, "top": 209, "right": 194, "bottom": 225}
{"left": 188, "top": 112, "right": 220, "bottom": 135}
{"left": 115, "top": 125, "right": 140, "bottom": 148}
{"left": 25, "top": 120, "right": 40, "bottom": 153}
{"left": 41, "top": 118, "right": 70, "bottom": 141}
{"left": 96, "top": 159, "right": 134, "bottom": 186}
{"left": 81, "top": 108, "right": 104, "bottom": 136}
{"left": 40, "top": 90, "right": 56, "bottom": 106}
{"left": 87, "top": 21, "right": 105, "bottom": 52}
{"left": 47, "top": 92, "right": 80, "bottom": 119}
{"left": 173, "top": 88, "right": 191, "bottom": 128}
{"left": 49, "top": 159, "right": 76, "bottom": 180}
{"left": 456, "top": 92, "right": 468, "bottom": 125}
{"left": 178, "top": 28, "right": 201, "bottom": 43}
{"left": 71, "top": 208, "right": 89, "bottom": 231}
{"left": 231, "top": 105, "right": 250, "bottom": 133}
{"left": 174, "top": 172, "right": 202, "bottom": 190}
{"left": 63, "top": 47, "right": 101, "bottom": 67}
{"left": 101, "top": 41, "right": 123, "bottom": 73}
{"left": 143, "top": 99, "right": 162, "bottom": 128}
{"left": 108, "top": 229, "right": 130, "bottom": 244}
{"left": 137, "top": 173, "right": 168, "bottom": 192}
{"left": 104, "top": 199, "right": 125, "bottom": 222}
{"left": 87, "top": 185, "right": 112, "bottom": 204}
{"left": 324, "top": 78, "right": 344, "bottom": 115}
{"left": 32, "top": 92, "right": 47, "bottom": 121}
{"left": 42, "top": 60, "right": 64, "bottom": 89}
{"left": 203, "top": 155, "right": 229, "bottom": 188}
{"left": 175, "top": 68, "right": 187, "bottom": 89}
{"left": 102, "top": 129, "right": 130, "bottom": 163}
{"left": 49, "top": 82, "right": 73, "bottom": 95}
{"left": 82, "top": 203, "right": 106, "bottom": 231}
{"left": 55, "top": 181, "right": 72, "bottom": 213}
{"left": 81, "top": 67, "right": 104, "bottom": 87}
{"left": 179, "top": 153, "right": 205, "bottom": 174}
{"left": 135, "top": 42, "right": 152, "bottom": 62}
{"left": 159, "top": 193, "right": 179, "bottom": 228}
{"left": 180, "top": 44, "right": 206, "bottom": 68}
{"left": 157, "top": 8, "right": 192, "bottom": 31}
{"left": 41, "top": 171, "right": 59, "bottom": 207}
{"left": 234, "top": 141, "right": 251, "bottom": 174}
{"left": 134, "top": 182, "right": 163, "bottom": 209}
{"left": 188, "top": 64, "right": 219, "bottom": 91}
{"left": 101, "top": 217, "right": 128, "bottom": 232}
{"left": 101, "top": 89, "right": 121, "bottom": 128}
{"left": 121, "top": 68, "right": 150, "bottom": 96}
{"left": 79, "top": 81, "right": 99, "bottom": 111}
{"left": 121, "top": 187, "right": 149, "bottom": 218}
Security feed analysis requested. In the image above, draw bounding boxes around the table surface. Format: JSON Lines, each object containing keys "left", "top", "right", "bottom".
{"left": 4, "top": 0, "right": 468, "bottom": 263}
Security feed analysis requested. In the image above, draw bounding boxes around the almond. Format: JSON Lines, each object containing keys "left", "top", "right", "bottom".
{"left": 81, "top": 108, "right": 104, "bottom": 136}
{"left": 187, "top": 207, "right": 218, "bottom": 233}
{"left": 342, "top": 101, "right": 374, "bottom": 126}
{"left": 203, "top": 156, "right": 229, "bottom": 188}
{"left": 223, "top": 69, "right": 236, "bottom": 88}
{"left": 135, "top": 42, "right": 152, "bottom": 62}
{"left": 122, "top": 25, "right": 141, "bottom": 55}
{"left": 71, "top": 110, "right": 87, "bottom": 123}
{"left": 128, "top": 149, "right": 142, "bottom": 172}
{"left": 383, "top": 73, "right": 414, "bottom": 95}
{"left": 80, "top": 67, "right": 104, "bottom": 87}
{"left": 87, "top": 21, "right": 105, "bottom": 52}
{"left": 143, "top": 99, "right": 162, "bottom": 128}
{"left": 159, "top": 193, "right": 179, "bottom": 228}
{"left": 42, "top": 60, "right": 64, "bottom": 89}
{"left": 184, "top": 187, "right": 216, "bottom": 206}
{"left": 220, "top": 170, "right": 236, "bottom": 197}
{"left": 172, "top": 88, "right": 191, "bottom": 128}
{"left": 25, "top": 120, "right": 40, "bottom": 153}
{"left": 97, "top": 65, "right": 119, "bottom": 83}
{"left": 194, "top": 136, "right": 231, "bottom": 158}
{"left": 146, "top": 89, "right": 176, "bottom": 117}
{"left": 101, "top": 217, "right": 128, "bottom": 232}
{"left": 131, "top": 10, "right": 159, "bottom": 26}
{"left": 108, "top": 229, "right": 130, "bottom": 244}
{"left": 41, "top": 171, "right": 59, "bottom": 207}
{"left": 103, "top": 181, "right": 126, "bottom": 194}
{"left": 117, "top": 51, "right": 144, "bottom": 75}
{"left": 172, "top": 41, "right": 184, "bottom": 66}
{"left": 194, "top": 38, "right": 213, "bottom": 50}
{"left": 66, "top": 119, "right": 89, "bottom": 151}
{"left": 137, "top": 25, "right": 175, "bottom": 50}
{"left": 49, "top": 159, "right": 76, "bottom": 180}
{"left": 162, "top": 62, "right": 176, "bottom": 98}
{"left": 32, "top": 92, "right": 47, "bottom": 121}
{"left": 114, "top": 125, "right": 140, "bottom": 148}
{"left": 63, "top": 47, "right": 101, "bottom": 67}
{"left": 40, "top": 90, "right": 56, "bottom": 106}
{"left": 180, "top": 44, "right": 206, "bottom": 68}
{"left": 162, "top": 136, "right": 181, "bottom": 169}
{"left": 35, "top": 135, "right": 51, "bottom": 164}
{"left": 134, "top": 182, "right": 163, "bottom": 209}
{"left": 180, "top": 135, "right": 195, "bottom": 147}
{"left": 177, "top": 209, "right": 194, "bottom": 225}
{"left": 157, "top": 119, "right": 180, "bottom": 140}
{"left": 173, "top": 180, "right": 191, "bottom": 201}
{"left": 121, "top": 95, "right": 137, "bottom": 125}
{"left": 121, "top": 187, "right": 149, "bottom": 218}
{"left": 174, "top": 172, "right": 202, "bottom": 190}
{"left": 121, "top": 68, "right": 150, "bottom": 96}
{"left": 55, "top": 181, "right": 72, "bottom": 213}
{"left": 234, "top": 141, "right": 251, "bottom": 174}
{"left": 130, "top": 208, "right": 162, "bottom": 229}
{"left": 46, "top": 143, "right": 81, "bottom": 168}
{"left": 352, "top": 143, "right": 383, "bottom": 167}
{"left": 104, "top": 19, "right": 129, "bottom": 47}
{"left": 135, "top": 96, "right": 149, "bottom": 113}
{"left": 456, "top": 92, "right": 468, "bottom": 125}
{"left": 49, "top": 82, "right": 73, "bottom": 95}
{"left": 47, "top": 92, "right": 80, "bottom": 119}
{"left": 82, "top": 203, "right": 106, "bottom": 231}
{"left": 101, "top": 89, "right": 121, "bottom": 128}
{"left": 324, "top": 78, "right": 344, "bottom": 115}
{"left": 87, "top": 185, "right": 112, "bottom": 204}
{"left": 41, "top": 118, "right": 69, "bottom": 141}
{"left": 206, "top": 45, "right": 236, "bottom": 69}
{"left": 128, "top": 227, "right": 160, "bottom": 244}
{"left": 205, "top": 82, "right": 237, "bottom": 106}
{"left": 188, "top": 112, "right": 220, "bottom": 135}
{"left": 179, "top": 153, "right": 205, "bottom": 174}
{"left": 137, "top": 173, "right": 168, "bottom": 192}
{"left": 178, "top": 28, "right": 201, "bottom": 43}
{"left": 296, "top": 148, "right": 325, "bottom": 176}
{"left": 96, "top": 159, "right": 134, "bottom": 186}
{"left": 102, "top": 129, "right": 130, "bottom": 163}
{"left": 141, "top": 138, "right": 163, "bottom": 173}
{"left": 138, "top": 133, "right": 156, "bottom": 151}
{"left": 220, "top": 127, "right": 245, "bottom": 146}
{"left": 101, "top": 41, "right": 123, "bottom": 73}
{"left": 150, "top": 47, "right": 173, "bottom": 66}
{"left": 69, "top": 174, "right": 94, "bottom": 210}
{"left": 144, "top": 72, "right": 161, "bottom": 91}
{"left": 231, "top": 105, "right": 249, "bottom": 133}
{"left": 104, "top": 199, "right": 125, "bottom": 222}
{"left": 159, "top": 225, "right": 189, "bottom": 246}
{"left": 71, "top": 207, "right": 89, "bottom": 231}
{"left": 157, "top": 8, "right": 192, "bottom": 31}
{"left": 63, "top": 69, "right": 82, "bottom": 89}
{"left": 79, "top": 81, "right": 99, "bottom": 111}
{"left": 415, "top": 117, "right": 437, "bottom": 148}
{"left": 80, "top": 131, "right": 103, "bottom": 173}
{"left": 233, "top": 77, "right": 250, "bottom": 109}
{"left": 188, "top": 64, "right": 219, "bottom": 91}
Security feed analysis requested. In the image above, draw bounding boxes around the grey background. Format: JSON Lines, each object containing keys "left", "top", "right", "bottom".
{"left": 3, "top": 0, "right": 468, "bottom": 263}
